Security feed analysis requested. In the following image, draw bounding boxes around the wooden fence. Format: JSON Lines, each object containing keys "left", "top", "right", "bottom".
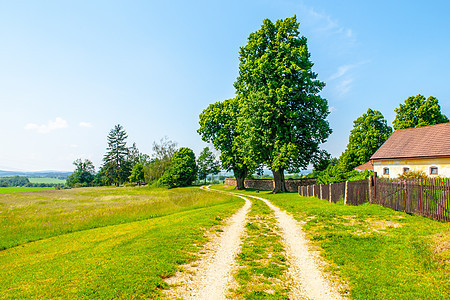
{"left": 299, "top": 176, "right": 450, "bottom": 222}
{"left": 374, "top": 178, "right": 450, "bottom": 222}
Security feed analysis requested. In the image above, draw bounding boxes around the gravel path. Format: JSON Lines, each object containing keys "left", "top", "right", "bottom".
{"left": 165, "top": 188, "right": 251, "bottom": 300}
{"left": 165, "top": 187, "right": 343, "bottom": 299}
{"left": 245, "top": 194, "right": 343, "bottom": 300}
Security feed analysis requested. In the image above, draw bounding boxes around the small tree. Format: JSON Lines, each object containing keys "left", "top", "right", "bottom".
{"left": 393, "top": 95, "right": 449, "bottom": 130}
{"left": 129, "top": 163, "right": 145, "bottom": 185}
{"left": 197, "top": 147, "right": 220, "bottom": 184}
{"left": 159, "top": 147, "right": 197, "bottom": 188}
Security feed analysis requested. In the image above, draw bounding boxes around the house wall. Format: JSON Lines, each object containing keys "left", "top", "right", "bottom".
{"left": 373, "top": 157, "right": 450, "bottom": 178}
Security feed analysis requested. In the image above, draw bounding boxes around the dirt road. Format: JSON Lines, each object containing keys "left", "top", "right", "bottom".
{"left": 165, "top": 186, "right": 342, "bottom": 299}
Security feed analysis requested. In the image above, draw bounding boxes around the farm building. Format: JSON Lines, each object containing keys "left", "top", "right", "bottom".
{"left": 370, "top": 122, "right": 450, "bottom": 178}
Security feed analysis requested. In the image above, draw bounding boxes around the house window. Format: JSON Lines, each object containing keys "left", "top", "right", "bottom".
{"left": 383, "top": 167, "right": 389, "bottom": 175}
{"left": 430, "top": 166, "right": 438, "bottom": 175}
{"left": 403, "top": 167, "right": 410, "bottom": 173}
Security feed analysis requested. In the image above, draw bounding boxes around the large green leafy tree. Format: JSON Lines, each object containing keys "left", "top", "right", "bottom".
{"left": 393, "top": 94, "right": 449, "bottom": 130}
{"left": 159, "top": 147, "right": 197, "bottom": 188}
{"left": 103, "top": 124, "right": 132, "bottom": 186}
{"left": 66, "top": 159, "right": 95, "bottom": 187}
{"left": 198, "top": 98, "right": 254, "bottom": 190}
{"left": 234, "top": 16, "right": 331, "bottom": 193}
{"left": 197, "top": 147, "right": 220, "bottom": 184}
{"left": 340, "top": 108, "right": 392, "bottom": 172}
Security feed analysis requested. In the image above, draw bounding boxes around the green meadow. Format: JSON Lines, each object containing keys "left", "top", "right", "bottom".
{"left": 213, "top": 185, "right": 449, "bottom": 300}
{"left": 0, "top": 186, "right": 243, "bottom": 299}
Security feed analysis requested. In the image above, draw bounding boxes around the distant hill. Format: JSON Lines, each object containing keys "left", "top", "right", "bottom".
{"left": 0, "top": 170, "right": 72, "bottom": 179}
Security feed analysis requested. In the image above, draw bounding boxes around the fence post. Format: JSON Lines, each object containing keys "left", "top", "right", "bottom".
{"left": 373, "top": 172, "right": 377, "bottom": 203}
{"left": 344, "top": 181, "right": 348, "bottom": 205}
{"left": 419, "top": 179, "right": 423, "bottom": 213}
{"left": 368, "top": 175, "right": 373, "bottom": 204}
{"left": 329, "top": 183, "right": 332, "bottom": 203}
{"left": 312, "top": 185, "right": 315, "bottom": 197}
{"left": 320, "top": 184, "right": 323, "bottom": 199}
{"left": 403, "top": 181, "right": 407, "bottom": 213}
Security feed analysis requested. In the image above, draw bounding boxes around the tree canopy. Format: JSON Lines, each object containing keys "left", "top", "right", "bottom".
{"left": 198, "top": 98, "right": 254, "bottom": 189}
{"left": 234, "top": 16, "right": 331, "bottom": 192}
{"left": 340, "top": 108, "right": 392, "bottom": 172}
{"left": 393, "top": 94, "right": 449, "bottom": 130}
{"left": 129, "top": 163, "right": 145, "bottom": 185}
{"left": 66, "top": 159, "right": 95, "bottom": 187}
{"left": 159, "top": 147, "right": 197, "bottom": 188}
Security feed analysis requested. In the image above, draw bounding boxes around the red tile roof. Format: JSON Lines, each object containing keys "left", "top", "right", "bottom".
{"left": 355, "top": 161, "right": 373, "bottom": 171}
{"left": 370, "top": 123, "right": 450, "bottom": 160}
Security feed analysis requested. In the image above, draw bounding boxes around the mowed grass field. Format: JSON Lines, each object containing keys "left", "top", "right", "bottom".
{"left": 0, "top": 186, "right": 243, "bottom": 299}
{"left": 28, "top": 177, "right": 67, "bottom": 184}
{"left": 0, "top": 187, "right": 54, "bottom": 193}
{"left": 213, "top": 185, "right": 449, "bottom": 300}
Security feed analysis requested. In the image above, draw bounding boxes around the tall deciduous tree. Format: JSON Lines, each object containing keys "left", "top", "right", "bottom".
{"left": 197, "top": 147, "right": 220, "bottom": 184}
{"left": 103, "top": 124, "right": 131, "bottom": 186}
{"left": 393, "top": 94, "right": 449, "bottom": 130}
{"left": 340, "top": 108, "right": 392, "bottom": 172}
{"left": 234, "top": 16, "right": 331, "bottom": 193}
{"left": 198, "top": 98, "right": 254, "bottom": 189}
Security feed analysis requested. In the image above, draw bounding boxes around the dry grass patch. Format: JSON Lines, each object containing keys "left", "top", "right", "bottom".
{"left": 432, "top": 229, "right": 450, "bottom": 265}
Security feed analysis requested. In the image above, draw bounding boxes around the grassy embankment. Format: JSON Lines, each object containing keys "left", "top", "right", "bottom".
{"left": 0, "top": 186, "right": 243, "bottom": 299}
{"left": 230, "top": 197, "right": 289, "bottom": 299}
{"left": 213, "top": 185, "right": 449, "bottom": 300}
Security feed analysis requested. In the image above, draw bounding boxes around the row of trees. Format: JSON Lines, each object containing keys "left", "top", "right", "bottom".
{"left": 67, "top": 125, "right": 220, "bottom": 188}
{"left": 309, "top": 94, "right": 448, "bottom": 183}
{"left": 199, "top": 16, "right": 332, "bottom": 193}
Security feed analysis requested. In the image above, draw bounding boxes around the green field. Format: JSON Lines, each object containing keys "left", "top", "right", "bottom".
{"left": 213, "top": 185, "right": 450, "bottom": 300}
{"left": 0, "top": 187, "right": 54, "bottom": 193}
{"left": 28, "top": 177, "right": 66, "bottom": 184}
{"left": 0, "top": 186, "right": 243, "bottom": 298}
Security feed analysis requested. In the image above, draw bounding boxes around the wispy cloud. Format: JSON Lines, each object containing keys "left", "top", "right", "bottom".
{"left": 328, "top": 61, "right": 369, "bottom": 96}
{"left": 25, "top": 117, "right": 68, "bottom": 134}
{"left": 304, "top": 6, "right": 357, "bottom": 44}
{"left": 329, "top": 64, "right": 355, "bottom": 80}
{"left": 335, "top": 78, "right": 354, "bottom": 97}
{"left": 79, "top": 122, "right": 93, "bottom": 128}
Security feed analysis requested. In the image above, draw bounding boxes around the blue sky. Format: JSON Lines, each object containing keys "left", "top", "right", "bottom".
{"left": 1, "top": 0, "right": 449, "bottom": 171}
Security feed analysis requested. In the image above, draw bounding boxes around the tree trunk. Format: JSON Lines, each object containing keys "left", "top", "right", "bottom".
{"left": 235, "top": 177, "right": 245, "bottom": 190}
{"left": 272, "top": 169, "right": 287, "bottom": 193}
